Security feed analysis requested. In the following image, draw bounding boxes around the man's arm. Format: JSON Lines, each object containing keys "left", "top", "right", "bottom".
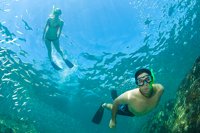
{"left": 109, "top": 91, "right": 130, "bottom": 128}
{"left": 154, "top": 84, "right": 164, "bottom": 94}
{"left": 153, "top": 84, "right": 164, "bottom": 100}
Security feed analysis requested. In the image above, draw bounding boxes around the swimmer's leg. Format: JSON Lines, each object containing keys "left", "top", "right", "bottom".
{"left": 53, "top": 39, "right": 64, "bottom": 58}
{"left": 45, "top": 39, "right": 61, "bottom": 70}
{"left": 44, "top": 39, "right": 52, "bottom": 61}
{"left": 53, "top": 40, "right": 74, "bottom": 68}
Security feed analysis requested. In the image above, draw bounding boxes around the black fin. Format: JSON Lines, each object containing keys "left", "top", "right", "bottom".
{"left": 64, "top": 59, "right": 74, "bottom": 68}
{"left": 92, "top": 104, "right": 104, "bottom": 124}
{"left": 111, "top": 89, "right": 118, "bottom": 100}
{"left": 51, "top": 62, "right": 62, "bottom": 70}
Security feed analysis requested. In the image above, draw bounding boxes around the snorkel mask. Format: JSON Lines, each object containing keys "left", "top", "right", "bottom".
{"left": 136, "top": 75, "right": 152, "bottom": 86}
{"left": 135, "top": 68, "right": 155, "bottom": 89}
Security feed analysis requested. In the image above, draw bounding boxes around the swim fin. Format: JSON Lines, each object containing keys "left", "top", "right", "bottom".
{"left": 64, "top": 59, "right": 74, "bottom": 68}
{"left": 51, "top": 61, "right": 62, "bottom": 70}
{"left": 92, "top": 103, "right": 104, "bottom": 124}
{"left": 111, "top": 89, "right": 118, "bottom": 100}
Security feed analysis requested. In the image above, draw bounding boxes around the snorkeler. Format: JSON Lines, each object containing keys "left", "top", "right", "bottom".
{"left": 43, "top": 8, "right": 74, "bottom": 70}
{"left": 92, "top": 68, "right": 164, "bottom": 128}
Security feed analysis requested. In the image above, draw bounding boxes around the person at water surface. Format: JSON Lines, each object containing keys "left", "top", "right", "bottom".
{"left": 43, "top": 8, "right": 73, "bottom": 70}
{"left": 103, "top": 68, "right": 164, "bottom": 128}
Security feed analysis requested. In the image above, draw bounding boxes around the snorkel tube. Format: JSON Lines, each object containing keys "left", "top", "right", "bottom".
{"left": 150, "top": 68, "right": 155, "bottom": 83}
{"left": 150, "top": 68, "right": 155, "bottom": 89}
{"left": 49, "top": 5, "right": 55, "bottom": 18}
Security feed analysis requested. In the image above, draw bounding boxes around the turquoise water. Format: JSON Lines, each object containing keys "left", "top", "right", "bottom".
{"left": 0, "top": 0, "right": 200, "bottom": 132}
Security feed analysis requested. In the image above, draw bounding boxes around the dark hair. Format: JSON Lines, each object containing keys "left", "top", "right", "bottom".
{"left": 135, "top": 68, "right": 153, "bottom": 83}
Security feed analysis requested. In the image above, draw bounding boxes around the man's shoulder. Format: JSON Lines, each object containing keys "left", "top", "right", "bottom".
{"left": 153, "top": 84, "right": 164, "bottom": 94}
{"left": 126, "top": 88, "right": 138, "bottom": 93}
{"left": 126, "top": 89, "right": 139, "bottom": 99}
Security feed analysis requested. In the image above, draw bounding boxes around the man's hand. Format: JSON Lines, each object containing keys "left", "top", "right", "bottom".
{"left": 109, "top": 119, "right": 116, "bottom": 128}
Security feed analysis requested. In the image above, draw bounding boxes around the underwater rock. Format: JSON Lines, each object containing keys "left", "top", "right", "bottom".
{"left": 0, "top": 114, "right": 37, "bottom": 133}
{"left": 141, "top": 56, "right": 200, "bottom": 133}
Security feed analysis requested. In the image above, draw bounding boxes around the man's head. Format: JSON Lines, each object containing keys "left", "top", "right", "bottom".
{"left": 135, "top": 68, "right": 153, "bottom": 87}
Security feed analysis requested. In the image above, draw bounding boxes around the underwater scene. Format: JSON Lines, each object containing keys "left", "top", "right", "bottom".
{"left": 0, "top": 0, "right": 200, "bottom": 133}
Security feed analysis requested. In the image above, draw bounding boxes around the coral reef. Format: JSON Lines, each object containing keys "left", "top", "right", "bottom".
{"left": 141, "top": 56, "right": 200, "bottom": 133}
{"left": 0, "top": 114, "right": 37, "bottom": 133}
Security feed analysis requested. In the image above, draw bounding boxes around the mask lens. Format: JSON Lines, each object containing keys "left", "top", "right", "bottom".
{"left": 136, "top": 75, "right": 152, "bottom": 86}
{"left": 145, "top": 76, "right": 152, "bottom": 83}
{"left": 137, "top": 79, "right": 144, "bottom": 86}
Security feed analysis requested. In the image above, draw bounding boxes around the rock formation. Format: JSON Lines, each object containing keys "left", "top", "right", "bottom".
{"left": 141, "top": 56, "right": 200, "bottom": 133}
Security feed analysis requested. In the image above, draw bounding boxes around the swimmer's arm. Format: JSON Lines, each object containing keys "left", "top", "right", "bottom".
{"left": 57, "top": 21, "right": 64, "bottom": 38}
{"left": 153, "top": 84, "right": 164, "bottom": 99}
{"left": 43, "top": 19, "right": 50, "bottom": 40}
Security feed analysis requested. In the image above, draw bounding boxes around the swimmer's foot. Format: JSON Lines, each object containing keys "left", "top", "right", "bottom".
{"left": 102, "top": 103, "right": 113, "bottom": 110}
{"left": 102, "top": 103, "right": 107, "bottom": 108}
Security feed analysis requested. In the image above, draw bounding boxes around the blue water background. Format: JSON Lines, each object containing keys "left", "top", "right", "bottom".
{"left": 0, "top": 0, "right": 200, "bottom": 132}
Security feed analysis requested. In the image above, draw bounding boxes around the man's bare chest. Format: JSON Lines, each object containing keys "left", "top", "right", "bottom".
{"left": 129, "top": 96, "right": 158, "bottom": 114}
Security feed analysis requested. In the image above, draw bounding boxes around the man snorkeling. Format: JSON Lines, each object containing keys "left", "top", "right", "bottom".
{"left": 43, "top": 8, "right": 73, "bottom": 70}
{"left": 92, "top": 68, "right": 164, "bottom": 128}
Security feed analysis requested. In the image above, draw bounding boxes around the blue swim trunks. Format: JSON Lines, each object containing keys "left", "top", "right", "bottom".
{"left": 117, "top": 104, "right": 134, "bottom": 117}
